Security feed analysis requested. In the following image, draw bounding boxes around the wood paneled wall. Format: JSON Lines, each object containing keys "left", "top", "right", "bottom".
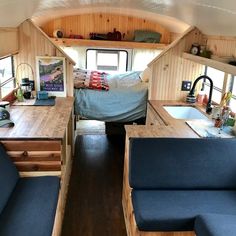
{"left": 205, "top": 35, "right": 236, "bottom": 57}
{"left": 0, "top": 28, "right": 19, "bottom": 58}
{"left": 15, "top": 20, "right": 75, "bottom": 96}
{"left": 41, "top": 13, "right": 171, "bottom": 44}
{"left": 148, "top": 27, "right": 205, "bottom": 101}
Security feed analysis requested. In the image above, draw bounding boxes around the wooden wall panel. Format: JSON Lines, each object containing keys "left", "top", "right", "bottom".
{"left": 205, "top": 35, "right": 236, "bottom": 58}
{"left": 41, "top": 13, "right": 171, "bottom": 44}
{"left": 148, "top": 27, "right": 205, "bottom": 101}
{"left": 15, "top": 20, "right": 74, "bottom": 96}
{"left": 0, "top": 27, "right": 19, "bottom": 58}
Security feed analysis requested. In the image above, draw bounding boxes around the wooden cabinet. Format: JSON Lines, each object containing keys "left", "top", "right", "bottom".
{"left": 146, "top": 102, "right": 165, "bottom": 126}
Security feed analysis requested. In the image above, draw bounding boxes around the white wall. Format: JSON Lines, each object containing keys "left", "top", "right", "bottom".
{"left": 61, "top": 46, "right": 161, "bottom": 71}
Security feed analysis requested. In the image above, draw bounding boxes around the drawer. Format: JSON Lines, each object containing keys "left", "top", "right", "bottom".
{"left": 1, "top": 140, "right": 61, "bottom": 172}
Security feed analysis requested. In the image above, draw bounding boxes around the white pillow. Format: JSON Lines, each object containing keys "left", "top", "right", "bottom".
{"left": 140, "top": 67, "right": 151, "bottom": 82}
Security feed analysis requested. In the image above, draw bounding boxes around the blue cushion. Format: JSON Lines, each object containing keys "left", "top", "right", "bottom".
{"left": 0, "top": 143, "right": 19, "bottom": 214}
{"left": 129, "top": 138, "right": 236, "bottom": 189}
{"left": 195, "top": 214, "right": 236, "bottom": 236}
{"left": 0, "top": 176, "right": 60, "bottom": 236}
{"left": 132, "top": 190, "right": 236, "bottom": 231}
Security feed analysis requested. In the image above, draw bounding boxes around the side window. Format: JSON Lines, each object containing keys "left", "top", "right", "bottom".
{"left": 204, "top": 67, "right": 225, "bottom": 104}
{"left": 229, "top": 75, "right": 236, "bottom": 112}
{"left": 86, "top": 49, "right": 128, "bottom": 73}
{"left": 0, "top": 56, "right": 15, "bottom": 98}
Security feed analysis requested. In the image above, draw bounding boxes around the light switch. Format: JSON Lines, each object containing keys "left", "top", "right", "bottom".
{"left": 181, "top": 81, "right": 192, "bottom": 91}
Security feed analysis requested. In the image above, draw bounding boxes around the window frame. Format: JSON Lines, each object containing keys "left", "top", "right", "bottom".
{"left": 203, "top": 66, "right": 236, "bottom": 111}
{"left": 86, "top": 48, "right": 128, "bottom": 72}
{"left": 0, "top": 55, "right": 15, "bottom": 99}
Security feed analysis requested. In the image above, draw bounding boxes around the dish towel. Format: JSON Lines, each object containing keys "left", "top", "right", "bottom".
{"left": 34, "top": 97, "right": 56, "bottom": 106}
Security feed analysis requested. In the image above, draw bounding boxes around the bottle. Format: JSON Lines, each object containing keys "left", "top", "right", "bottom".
{"left": 203, "top": 94, "right": 208, "bottom": 105}
{"left": 196, "top": 90, "right": 205, "bottom": 105}
{"left": 15, "top": 87, "right": 24, "bottom": 102}
{"left": 214, "top": 115, "right": 222, "bottom": 128}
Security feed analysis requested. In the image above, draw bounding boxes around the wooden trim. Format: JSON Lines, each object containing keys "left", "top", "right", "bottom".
{"left": 182, "top": 52, "right": 236, "bottom": 75}
{"left": 2, "top": 140, "right": 61, "bottom": 151}
{"left": 52, "top": 146, "right": 73, "bottom": 236}
{"left": 51, "top": 38, "right": 168, "bottom": 50}
{"left": 0, "top": 27, "right": 18, "bottom": 32}
{"left": 205, "top": 34, "right": 236, "bottom": 41}
{"left": 0, "top": 50, "right": 19, "bottom": 59}
{"left": 15, "top": 161, "right": 61, "bottom": 171}
{"left": 27, "top": 19, "right": 76, "bottom": 65}
{"left": 19, "top": 171, "right": 61, "bottom": 177}
{"left": 9, "top": 151, "right": 61, "bottom": 161}
{"left": 148, "top": 26, "right": 196, "bottom": 66}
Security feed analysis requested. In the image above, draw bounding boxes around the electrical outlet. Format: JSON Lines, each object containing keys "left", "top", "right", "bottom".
{"left": 181, "top": 81, "right": 192, "bottom": 91}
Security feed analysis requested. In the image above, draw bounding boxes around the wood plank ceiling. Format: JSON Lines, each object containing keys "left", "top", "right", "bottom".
{"left": 0, "top": 0, "right": 236, "bottom": 35}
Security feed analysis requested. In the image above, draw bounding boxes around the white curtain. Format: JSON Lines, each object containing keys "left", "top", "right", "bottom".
{"left": 132, "top": 49, "right": 162, "bottom": 71}
{"left": 61, "top": 46, "right": 87, "bottom": 69}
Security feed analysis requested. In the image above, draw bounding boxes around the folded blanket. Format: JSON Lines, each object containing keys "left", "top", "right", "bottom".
{"left": 88, "top": 71, "right": 109, "bottom": 91}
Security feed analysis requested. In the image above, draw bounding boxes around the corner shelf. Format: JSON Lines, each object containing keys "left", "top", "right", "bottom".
{"left": 50, "top": 38, "right": 168, "bottom": 50}
{"left": 182, "top": 52, "right": 236, "bottom": 76}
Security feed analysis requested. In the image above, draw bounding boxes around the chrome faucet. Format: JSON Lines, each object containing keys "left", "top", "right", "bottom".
{"left": 187, "top": 75, "right": 213, "bottom": 114}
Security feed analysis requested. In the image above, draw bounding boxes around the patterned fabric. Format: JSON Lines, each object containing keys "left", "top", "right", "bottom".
{"left": 88, "top": 71, "right": 109, "bottom": 91}
{"left": 73, "top": 68, "right": 109, "bottom": 91}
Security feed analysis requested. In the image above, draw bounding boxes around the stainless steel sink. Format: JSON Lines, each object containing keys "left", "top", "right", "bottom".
{"left": 163, "top": 106, "right": 208, "bottom": 120}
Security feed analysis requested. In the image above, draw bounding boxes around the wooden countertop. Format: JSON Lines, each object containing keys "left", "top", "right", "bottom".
{"left": 0, "top": 97, "right": 74, "bottom": 140}
{"left": 125, "top": 100, "right": 207, "bottom": 138}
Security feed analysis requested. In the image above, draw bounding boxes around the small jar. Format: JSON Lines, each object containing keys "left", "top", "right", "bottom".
{"left": 214, "top": 115, "right": 223, "bottom": 128}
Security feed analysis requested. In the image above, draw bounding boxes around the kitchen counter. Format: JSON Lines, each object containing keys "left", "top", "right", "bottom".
{"left": 126, "top": 100, "right": 206, "bottom": 138}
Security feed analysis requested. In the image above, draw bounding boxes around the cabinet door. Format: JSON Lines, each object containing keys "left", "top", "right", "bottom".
{"left": 146, "top": 103, "right": 165, "bottom": 126}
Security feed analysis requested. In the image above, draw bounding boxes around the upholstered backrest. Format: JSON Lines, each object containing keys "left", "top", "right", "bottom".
{"left": 129, "top": 138, "right": 236, "bottom": 190}
{"left": 0, "top": 143, "right": 19, "bottom": 214}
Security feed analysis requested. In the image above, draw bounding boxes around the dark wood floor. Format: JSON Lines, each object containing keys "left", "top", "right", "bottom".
{"left": 61, "top": 134, "right": 127, "bottom": 236}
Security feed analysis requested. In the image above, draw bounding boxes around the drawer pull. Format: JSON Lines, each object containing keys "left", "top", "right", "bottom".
{"left": 23, "top": 151, "right": 28, "bottom": 157}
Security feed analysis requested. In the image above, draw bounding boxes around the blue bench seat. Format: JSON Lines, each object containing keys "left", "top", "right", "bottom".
{"left": 132, "top": 190, "right": 236, "bottom": 231}
{"left": 129, "top": 138, "right": 236, "bottom": 235}
{"left": 0, "top": 176, "right": 60, "bottom": 236}
{"left": 0, "top": 143, "right": 60, "bottom": 236}
{"left": 195, "top": 214, "right": 236, "bottom": 236}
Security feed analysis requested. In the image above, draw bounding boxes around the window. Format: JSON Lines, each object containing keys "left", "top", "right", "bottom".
{"left": 86, "top": 49, "right": 128, "bottom": 73}
{"left": 229, "top": 75, "right": 236, "bottom": 112}
{"left": 204, "top": 67, "right": 225, "bottom": 104}
{"left": 0, "top": 56, "right": 15, "bottom": 98}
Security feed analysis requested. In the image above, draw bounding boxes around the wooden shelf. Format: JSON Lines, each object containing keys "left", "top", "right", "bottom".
{"left": 182, "top": 52, "right": 236, "bottom": 75}
{"left": 51, "top": 38, "right": 168, "bottom": 50}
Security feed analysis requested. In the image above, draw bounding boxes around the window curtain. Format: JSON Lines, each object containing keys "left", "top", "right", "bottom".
{"left": 131, "top": 49, "right": 162, "bottom": 71}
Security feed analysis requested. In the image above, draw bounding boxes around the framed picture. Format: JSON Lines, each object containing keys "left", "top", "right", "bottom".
{"left": 36, "top": 56, "right": 66, "bottom": 97}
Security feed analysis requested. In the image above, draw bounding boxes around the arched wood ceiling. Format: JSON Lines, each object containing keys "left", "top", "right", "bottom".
{"left": 0, "top": 0, "right": 236, "bottom": 35}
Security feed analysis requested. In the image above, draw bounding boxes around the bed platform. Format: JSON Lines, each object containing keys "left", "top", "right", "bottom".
{"left": 74, "top": 70, "right": 148, "bottom": 122}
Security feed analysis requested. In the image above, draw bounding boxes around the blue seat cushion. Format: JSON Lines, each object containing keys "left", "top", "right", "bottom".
{"left": 132, "top": 190, "right": 236, "bottom": 231}
{"left": 0, "top": 176, "right": 60, "bottom": 236}
{"left": 195, "top": 214, "right": 236, "bottom": 236}
{"left": 0, "top": 143, "right": 19, "bottom": 214}
{"left": 129, "top": 138, "right": 236, "bottom": 190}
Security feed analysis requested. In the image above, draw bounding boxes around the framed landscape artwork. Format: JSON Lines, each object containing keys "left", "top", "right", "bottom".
{"left": 36, "top": 56, "right": 66, "bottom": 97}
